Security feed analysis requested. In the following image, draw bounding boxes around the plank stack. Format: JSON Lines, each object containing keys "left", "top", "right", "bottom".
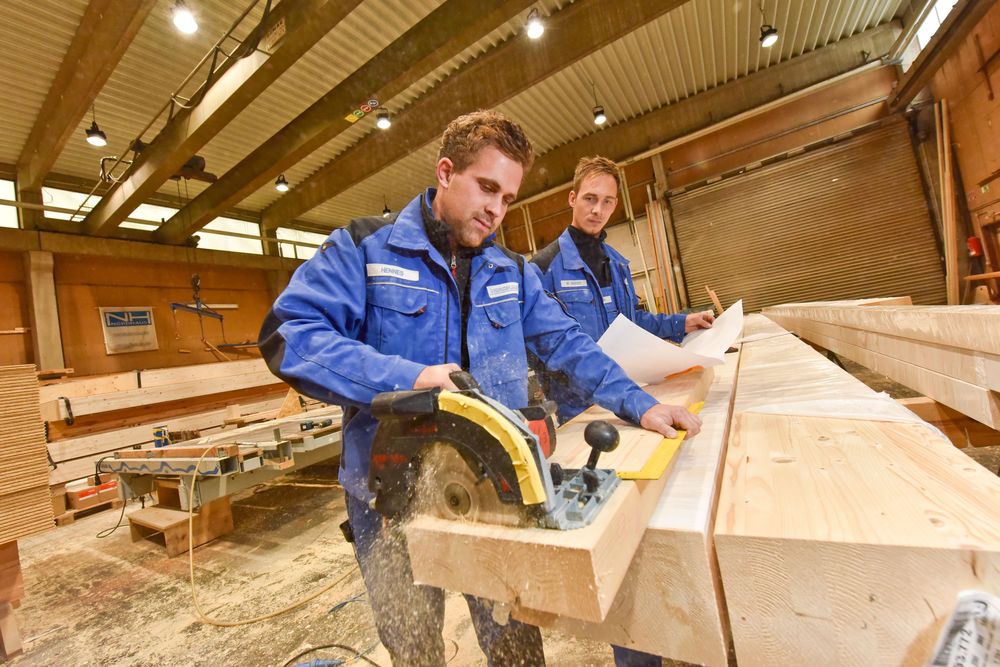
{"left": 0, "top": 365, "right": 54, "bottom": 543}
{"left": 763, "top": 298, "right": 1000, "bottom": 429}
{"left": 715, "top": 314, "right": 1000, "bottom": 666}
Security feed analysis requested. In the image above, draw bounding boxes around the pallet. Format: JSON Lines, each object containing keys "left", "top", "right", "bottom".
{"left": 54, "top": 498, "right": 124, "bottom": 526}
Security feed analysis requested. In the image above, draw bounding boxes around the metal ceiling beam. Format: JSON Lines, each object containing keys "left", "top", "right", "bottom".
{"left": 15, "top": 0, "right": 156, "bottom": 225}
{"left": 518, "top": 23, "right": 902, "bottom": 198}
{"left": 82, "top": 0, "right": 363, "bottom": 237}
{"left": 260, "top": 0, "right": 691, "bottom": 231}
{"left": 155, "top": 0, "right": 536, "bottom": 244}
{"left": 888, "top": 0, "right": 994, "bottom": 111}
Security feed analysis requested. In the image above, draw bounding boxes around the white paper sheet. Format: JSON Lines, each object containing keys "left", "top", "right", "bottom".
{"left": 597, "top": 300, "right": 744, "bottom": 384}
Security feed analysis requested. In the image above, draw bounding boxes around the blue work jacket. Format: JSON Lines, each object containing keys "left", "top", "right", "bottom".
{"left": 260, "top": 189, "right": 658, "bottom": 501}
{"left": 531, "top": 228, "right": 687, "bottom": 421}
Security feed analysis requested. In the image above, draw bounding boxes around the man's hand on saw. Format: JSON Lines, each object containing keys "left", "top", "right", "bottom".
{"left": 414, "top": 363, "right": 462, "bottom": 390}
{"left": 640, "top": 404, "right": 702, "bottom": 439}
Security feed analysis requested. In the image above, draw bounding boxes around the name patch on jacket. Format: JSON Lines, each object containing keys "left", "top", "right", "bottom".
{"left": 560, "top": 279, "right": 587, "bottom": 288}
{"left": 487, "top": 282, "right": 519, "bottom": 299}
{"left": 603, "top": 295, "right": 613, "bottom": 304}
{"left": 366, "top": 263, "right": 419, "bottom": 281}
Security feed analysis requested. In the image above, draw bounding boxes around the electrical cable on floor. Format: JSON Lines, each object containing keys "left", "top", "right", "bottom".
{"left": 95, "top": 498, "right": 128, "bottom": 539}
{"left": 281, "top": 641, "right": 383, "bottom": 667}
{"left": 185, "top": 445, "right": 360, "bottom": 627}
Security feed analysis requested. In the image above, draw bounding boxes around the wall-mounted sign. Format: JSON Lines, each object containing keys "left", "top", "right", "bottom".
{"left": 345, "top": 98, "right": 380, "bottom": 123}
{"left": 99, "top": 307, "right": 158, "bottom": 354}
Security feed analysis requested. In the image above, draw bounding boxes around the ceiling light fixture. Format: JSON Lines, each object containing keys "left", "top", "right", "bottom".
{"left": 526, "top": 8, "right": 544, "bottom": 39}
{"left": 382, "top": 197, "right": 391, "bottom": 218}
{"left": 85, "top": 104, "right": 107, "bottom": 147}
{"left": 173, "top": 0, "right": 198, "bottom": 34}
{"left": 376, "top": 109, "right": 391, "bottom": 130}
{"left": 590, "top": 81, "right": 606, "bottom": 126}
{"left": 758, "top": 1, "right": 779, "bottom": 48}
{"left": 275, "top": 174, "right": 289, "bottom": 192}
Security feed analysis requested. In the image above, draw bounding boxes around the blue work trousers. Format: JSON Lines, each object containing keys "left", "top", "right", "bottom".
{"left": 346, "top": 494, "right": 546, "bottom": 666}
{"left": 612, "top": 645, "right": 662, "bottom": 666}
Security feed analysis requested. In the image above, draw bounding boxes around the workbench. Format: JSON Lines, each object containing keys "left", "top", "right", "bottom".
{"left": 100, "top": 407, "right": 343, "bottom": 555}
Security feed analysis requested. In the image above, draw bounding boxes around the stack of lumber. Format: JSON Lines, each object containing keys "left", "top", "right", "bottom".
{"left": 404, "top": 366, "right": 715, "bottom": 625}
{"left": 0, "top": 366, "right": 54, "bottom": 542}
{"left": 39, "top": 359, "right": 292, "bottom": 486}
{"left": 714, "top": 314, "right": 1000, "bottom": 666}
{"left": 763, "top": 298, "right": 1000, "bottom": 429}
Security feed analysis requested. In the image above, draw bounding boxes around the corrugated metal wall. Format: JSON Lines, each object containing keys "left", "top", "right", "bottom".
{"left": 669, "top": 120, "right": 946, "bottom": 311}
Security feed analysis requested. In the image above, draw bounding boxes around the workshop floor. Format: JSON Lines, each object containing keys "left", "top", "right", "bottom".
{"left": 7, "top": 464, "right": 615, "bottom": 667}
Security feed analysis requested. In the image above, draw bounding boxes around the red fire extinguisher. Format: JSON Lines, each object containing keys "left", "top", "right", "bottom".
{"left": 967, "top": 236, "right": 984, "bottom": 257}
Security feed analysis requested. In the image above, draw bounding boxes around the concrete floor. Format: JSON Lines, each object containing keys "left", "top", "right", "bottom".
{"left": 7, "top": 464, "right": 614, "bottom": 666}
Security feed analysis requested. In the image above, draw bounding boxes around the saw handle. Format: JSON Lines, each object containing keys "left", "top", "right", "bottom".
{"left": 584, "top": 420, "right": 620, "bottom": 470}
{"left": 449, "top": 370, "right": 481, "bottom": 391}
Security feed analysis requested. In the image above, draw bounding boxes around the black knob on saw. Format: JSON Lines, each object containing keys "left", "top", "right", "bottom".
{"left": 584, "top": 420, "right": 620, "bottom": 470}
{"left": 449, "top": 370, "right": 481, "bottom": 391}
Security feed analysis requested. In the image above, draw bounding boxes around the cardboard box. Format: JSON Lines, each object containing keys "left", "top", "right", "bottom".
{"left": 66, "top": 477, "right": 119, "bottom": 511}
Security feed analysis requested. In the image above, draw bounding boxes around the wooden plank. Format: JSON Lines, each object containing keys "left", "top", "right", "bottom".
{"left": 39, "top": 369, "right": 283, "bottom": 421}
{"left": 405, "top": 367, "right": 714, "bottom": 624}
{"left": 715, "top": 317, "right": 1000, "bottom": 666}
{"left": 767, "top": 314, "right": 1000, "bottom": 392}
{"left": 513, "top": 352, "right": 739, "bottom": 665}
{"left": 770, "top": 317, "right": 1000, "bottom": 428}
{"left": 762, "top": 302, "right": 1000, "bottom": 355}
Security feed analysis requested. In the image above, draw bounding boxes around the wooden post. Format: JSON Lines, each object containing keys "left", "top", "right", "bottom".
{"left": 940, "top": 100, "right": 960, "bottom": 305}
{"left": 24, "top": 250, "right": 65, "bottom": 371}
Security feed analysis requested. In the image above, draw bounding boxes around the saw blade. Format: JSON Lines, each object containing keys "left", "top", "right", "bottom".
{"left": 412, "top": 444, "right": 536, "bottom": 527}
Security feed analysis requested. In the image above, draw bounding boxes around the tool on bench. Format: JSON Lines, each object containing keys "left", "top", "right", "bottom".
{"left": 300, "top": 418, "right": 334, "bottom": 431}
{"left": 368, "top": 371, "right": 621, "bottom": 530}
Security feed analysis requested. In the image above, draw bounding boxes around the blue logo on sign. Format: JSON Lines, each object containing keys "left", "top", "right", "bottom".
{"left": 104, "top": 310, "right": 152, "bottom": 327}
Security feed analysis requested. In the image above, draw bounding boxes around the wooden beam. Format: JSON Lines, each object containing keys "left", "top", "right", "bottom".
{"left": 518, "top": 27, "right": 899, "bottom": 199}
{"left": 765, "top": 314, "right": 1000, "bottom": 392}
{"left": 897, "top": 396, "right": 1000, "bottom": 447}
{"left": 762, "top": 302, "right": 1000, "bottom": 355}
{"left": 15, "top": 0, "right": 157, "bottom": 192}
{"left": 770, "top": 315, "right": 1000, "bottom": 428}
{"left": 82, "top": 0, "right": 363, "bottom": 237}
{"left": 23, "top": 251, "right": 65, "bottom": 371}
{"left": 0, "top": 227, "right": 302, "bottom": 273}
{"left": 716, "top": 315, "right": 1000, "bottom": 666}
{"left": 155, "top": 0, "right": 536, "bottom": 244}
{"left": 39, "top": 368, "right": 284, "bottom": 422}
{"left": 888, "top": 0, "right": 996, "bottom": 111}
{"left": 405, "top": 366, "right": 714, "bottom": 624}
{"left": 260, "top": 0, "right": 691, "bottom": 229}
{"left": 513, "top": 352, "right": 739, "bottom": 665}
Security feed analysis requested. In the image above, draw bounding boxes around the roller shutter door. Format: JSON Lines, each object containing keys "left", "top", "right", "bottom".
{"left": 670, "top": 121, "right": 945, "bottom": 312}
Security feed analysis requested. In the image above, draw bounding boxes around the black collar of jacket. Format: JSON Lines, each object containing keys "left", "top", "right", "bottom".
{"left": 420, "top": 192, "right": 493, "bottom": 261}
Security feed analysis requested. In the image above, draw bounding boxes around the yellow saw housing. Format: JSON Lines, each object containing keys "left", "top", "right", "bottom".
{"left": 437, "top": 390, "right": 547, "bottom": 505}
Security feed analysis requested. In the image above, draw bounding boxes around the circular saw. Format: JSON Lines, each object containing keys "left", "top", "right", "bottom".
{"left": 368, "top": 371, "right": 621, "bottom": 530}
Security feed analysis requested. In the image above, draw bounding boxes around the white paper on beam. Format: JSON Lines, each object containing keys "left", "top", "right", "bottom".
{"left": 597, "top": 300, "right": 744, "bottom": 384}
